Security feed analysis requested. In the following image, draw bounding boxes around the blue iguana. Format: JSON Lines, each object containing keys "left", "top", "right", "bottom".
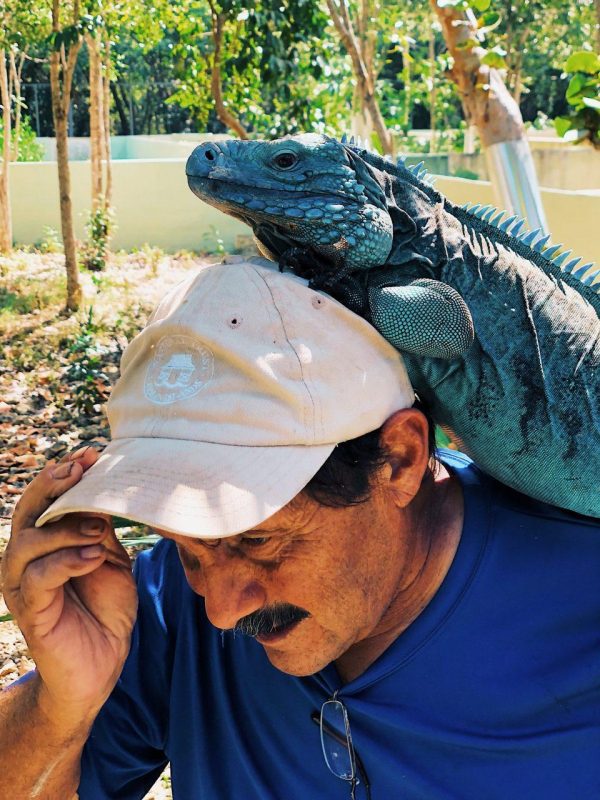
{"left": 186, "top": 133, "right": 600, "bottom": 518}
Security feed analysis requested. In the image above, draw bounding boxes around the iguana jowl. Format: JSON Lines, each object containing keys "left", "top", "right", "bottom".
{"left": 186, "top": 133, "right": 600, "bottom": 518}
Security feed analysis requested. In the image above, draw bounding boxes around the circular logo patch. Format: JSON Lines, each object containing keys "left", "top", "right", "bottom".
{"left": 144, "top": 335, "right": 214, "bottom": 405}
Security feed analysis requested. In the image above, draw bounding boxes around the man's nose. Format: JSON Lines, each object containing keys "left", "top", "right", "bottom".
{"left": 199, "top": 551, "right": 267, "bottom": 631}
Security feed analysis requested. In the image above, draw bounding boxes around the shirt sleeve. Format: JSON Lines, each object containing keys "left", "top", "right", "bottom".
{"left": 77, "top": 542, "right": 177, "bottom": 800}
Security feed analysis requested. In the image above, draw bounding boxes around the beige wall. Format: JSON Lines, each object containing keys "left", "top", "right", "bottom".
{"left": 435, "top": 176, "right": 599, "bottom": 267}
{"left": 10, "top": 158, "right": 248, "bottom": 252}
{"left": 9, "top": 159, "right": 599, "bottom": 266}
{"left": 447, "top": 147, "right": 600, "bottom": 191}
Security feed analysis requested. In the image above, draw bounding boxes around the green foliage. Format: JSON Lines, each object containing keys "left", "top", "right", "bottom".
{"left": 452, "top": 167, "right": 480, "bottom": 180}
{"left": 135, "top": 244, "right": 164, "bottom": 276}
{"left": 0, "top": 260, "right": 66, "bottom": 321}
{"left": 200, "top": 225, "right": 226, "bottom": 256}
{"left": 164, "top": 0, "right": 341, "bottom": 137}
{"left": 37, "top": 227, "right": 63, "bottom": 254}
{"left": 379, "top": 9, "right": 465, "bottom": 143}
{"left": 65, "top": 306, "right": 111, "bottom": 415}
{"left": 435, "top": 426, "right": 452, "bottom": 448}
{"left": 82, "top": 205, "right": 116, "bottom": 272}
{"left": 554, "top": 50, "right": 600, "bottom": 148}
{"left": 0, "top": 116, "right": 44, "bottom": 162}
{"left": 395, "top": 125, "right": 468, "bottom": 154}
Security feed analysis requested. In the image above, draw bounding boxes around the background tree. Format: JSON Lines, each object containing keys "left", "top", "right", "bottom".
{"left": 431, "top": 0, "right": 548, "bottom": 230}
{"left": 164, "top": 0, "right": 334, "bottom": 138}
{"left": 554, "top": 51, "right": 600, "bottom": 149}
{"left": 0, "top": 3, "right": 49, "bottom": 252}
{"left": 324, "top": 0, "right": 394, "bottom": 153}
{"left": 0, "top": 49, "right": 13, "bottom": 254}
{"left": 49, "top": 0, "right": 84, "bottom": 310}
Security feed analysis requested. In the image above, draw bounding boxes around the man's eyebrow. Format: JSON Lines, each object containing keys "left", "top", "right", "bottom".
{"left": 242, "top": 526, "right": 288, "bottom": 536}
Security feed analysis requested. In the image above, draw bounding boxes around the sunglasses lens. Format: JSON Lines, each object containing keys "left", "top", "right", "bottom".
{"left": 320, "top": 699, "right": 356, "bottom": 781}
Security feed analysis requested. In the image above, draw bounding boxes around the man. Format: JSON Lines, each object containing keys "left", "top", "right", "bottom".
{"left": 1, "top": 259, "right": 599, "bottom": 800}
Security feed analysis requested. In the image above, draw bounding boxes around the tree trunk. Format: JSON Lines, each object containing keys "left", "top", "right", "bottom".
{"left": 209, "top": 7, "right": 248, "bottom": 139}
{"left": 595, "top": 0, "right": 600, "bottom": 53}
{"left": 401, "top": 38, "right": 411, "bottom": 130}
{"left": 432, "top": 0, "right": 547, "bottom": 233}
{"left": 0, "top": 49, "right": 12, "bottom": 253}
{"left": 432, "top": 2, "right": 524, "bottom": 146}
{"left": 428, "top": 24, "right": 437, "bottom": 153}
{"left": 102, "top": 37, "right": 112, "bottom": 206}
{"left": 351, "top": 82, "right": 371, "bottom": 141}
{"left": 111, "top": 82, "right": 130, "bottom": 134}
{"left": 8, "top": 49, "right": 25, "bottom": 162}
{"left": 325, "top": 0, "right": 394, "bottom": 155}
{"left": 87, "top": 34, "right": 103, "bottom": 210}
{"left": 50, "top": 0, "right": 83, "bottom": 311}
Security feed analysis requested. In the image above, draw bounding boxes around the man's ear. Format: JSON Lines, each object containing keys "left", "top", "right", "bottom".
{"left": 379, "top": 408, "right": 430, "bottom": 507}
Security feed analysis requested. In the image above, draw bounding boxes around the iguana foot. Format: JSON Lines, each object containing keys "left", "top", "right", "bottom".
{"left": 278, "top": 246, "right": 312, "bottom": 276}
{"left": 369, "top": 279, "right": 475, "bottom": 359}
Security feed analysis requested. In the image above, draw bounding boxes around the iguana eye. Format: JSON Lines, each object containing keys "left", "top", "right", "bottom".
{"left": 273, "top": 151, "right": 298, "bottom": 170}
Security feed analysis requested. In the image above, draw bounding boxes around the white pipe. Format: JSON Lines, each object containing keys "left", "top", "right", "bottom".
{"left": 485, "top": 138, "right": 549, "bottom": 234}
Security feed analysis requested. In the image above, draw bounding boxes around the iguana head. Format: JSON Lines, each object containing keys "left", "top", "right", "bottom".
{"left": 186, "top": 133, "right": 394, "bottom": 280}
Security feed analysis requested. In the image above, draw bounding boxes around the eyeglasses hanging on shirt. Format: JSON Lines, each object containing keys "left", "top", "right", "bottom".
{"left": 311, "top": 691, "right": 372, "bottom": 800}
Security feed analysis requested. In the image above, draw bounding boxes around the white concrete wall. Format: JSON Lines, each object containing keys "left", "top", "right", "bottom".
{"left": 9, "top": 158, "right": 600, "bottom": 266}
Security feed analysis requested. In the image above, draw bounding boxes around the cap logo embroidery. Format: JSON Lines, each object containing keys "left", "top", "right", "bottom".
{"left": 145, "top": 335, "right": 214, "bottom": 405}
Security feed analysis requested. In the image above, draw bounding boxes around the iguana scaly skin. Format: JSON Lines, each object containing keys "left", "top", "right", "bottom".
{"left": 186, "top": 133, "right": 600, "bottom": 518}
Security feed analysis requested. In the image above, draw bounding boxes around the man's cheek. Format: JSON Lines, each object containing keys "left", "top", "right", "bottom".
{"left": 176, "top": 545, "right": 206, "bottom": 593}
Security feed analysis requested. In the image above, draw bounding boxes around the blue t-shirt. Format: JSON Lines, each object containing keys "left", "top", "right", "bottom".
{"left": 78, "top": 452, "right": 600, "bottom": 799}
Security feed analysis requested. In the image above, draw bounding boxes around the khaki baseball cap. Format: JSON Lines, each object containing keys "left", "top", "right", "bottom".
{"left": 37, "top": 258, "right": 414, "bottom": 538}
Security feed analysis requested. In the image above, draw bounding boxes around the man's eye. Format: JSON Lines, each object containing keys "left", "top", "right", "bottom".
{"left": 240, "top": 536, "right": 271, "bottom": 547}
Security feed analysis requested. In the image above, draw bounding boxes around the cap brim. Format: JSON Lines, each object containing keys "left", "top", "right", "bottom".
{"left": 35, "top": 437, "right": 335, "bottom": 538}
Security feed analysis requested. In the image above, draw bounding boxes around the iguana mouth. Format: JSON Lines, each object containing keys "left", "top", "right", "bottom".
{"left": 187, "top": 176, "right": 356, "bottom": 212}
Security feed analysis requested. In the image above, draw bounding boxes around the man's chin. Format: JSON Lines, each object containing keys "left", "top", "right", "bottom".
{"left": 261, "top": 645, "right": 332, "bottom": 677}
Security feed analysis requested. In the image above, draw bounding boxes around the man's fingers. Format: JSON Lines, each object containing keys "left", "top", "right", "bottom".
{"left": 2, "top": 517, "right": 109, "bottom": 592}
{"left": 11, "top": 447, "right": 100, "bottom": 532}
{"left": 16, "top": 545, "right": 107, "bottom": 619}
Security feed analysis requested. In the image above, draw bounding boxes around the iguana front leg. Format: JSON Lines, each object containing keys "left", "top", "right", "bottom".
{"left": 332, "top": 272, "right": 475, "bottom": 360}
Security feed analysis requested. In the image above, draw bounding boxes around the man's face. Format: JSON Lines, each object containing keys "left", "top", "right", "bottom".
{"left": 157, "top": 473, "right": 409, "bottom": 677}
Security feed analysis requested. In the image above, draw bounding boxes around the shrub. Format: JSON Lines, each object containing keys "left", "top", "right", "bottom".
{"left": 0, "top": 115, "right": 44, "bottom": 162}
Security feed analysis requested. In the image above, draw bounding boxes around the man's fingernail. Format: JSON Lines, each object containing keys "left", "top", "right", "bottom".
{"left": 52, "top": 462, "right": 74, "bottom": 479}
{"left": 70, "top": 446, "right": 92, "bottom": 461}
{"left": 80, "top": 518, "right": 105, "bottom": 536}
{"left": 80, "top": 545, "right": 104, "bottom": 559}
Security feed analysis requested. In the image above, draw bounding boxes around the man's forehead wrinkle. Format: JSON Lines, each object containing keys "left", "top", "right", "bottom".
{"left": 253, "top": 493, "right": 320, "bottom": 534}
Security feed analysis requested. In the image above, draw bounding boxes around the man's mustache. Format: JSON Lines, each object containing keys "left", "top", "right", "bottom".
{"left": 233, "top": 602, "right": 310, "bottom": 638}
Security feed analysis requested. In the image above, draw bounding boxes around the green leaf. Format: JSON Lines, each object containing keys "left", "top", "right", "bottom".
{"left": 565, "top": 51, "right": 600, "bottom": 76}
{"left": 478, "top": 11, "right": 500, "bottom": 29}
{"left": 435, "top": 427, "right": 452, "bottom": 448}
{"left": 0, "top": 613, "right": 14, "bottom": 623}
{"left": 554, "top": 116, "right": 573, "bottom": 137}
{"left": 566, "top": 73, "right": 599, "bottom": 106}
{"left": 470, "top": 0, "right": 491, "bottom": 11}
{"left": 481, "top": 48, "right": 507, "bottom": 69}
{"left": 456, "top": 38, "right": 477, "bottom": 51}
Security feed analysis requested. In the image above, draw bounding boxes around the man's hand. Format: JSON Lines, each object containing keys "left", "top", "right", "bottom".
{"left": 2, "top": 446, "right": 138, "bottom": 727}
